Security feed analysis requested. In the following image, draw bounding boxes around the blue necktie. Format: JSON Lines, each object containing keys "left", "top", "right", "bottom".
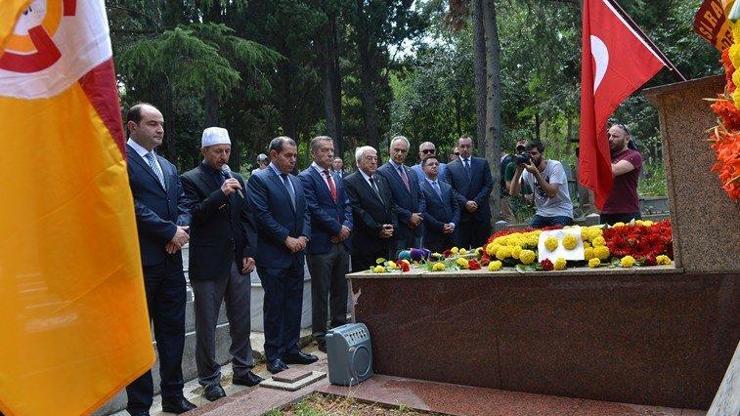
{"left": 144, "top": 152, "right": 165, "bottom": 189}
{"left": 463, "top": 158, "right": 471, "bottom": 179}
{"left": 431, "top": 180, "right": 442, "bottom": 200}
{"left": 281, "top": 173, "right": 296, "bottom": 209}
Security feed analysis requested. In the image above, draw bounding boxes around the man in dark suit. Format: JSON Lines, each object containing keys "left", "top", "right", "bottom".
{"left": 247, "top": 136, "right": 317, "bottom": 374}
{"left": 124, "top": 103, "right": 196, "bottom": 416}
{"left": 445, "top": 136, "right": 494, "bottom": 249}
{"left": 180, "top": 127, "right": 263, "bottom": 402}
{"left": 344, "top": 146, "right": 397, "bottom": 272}
{"left": 378, "top": 136, "right": 425, "bottom": 252}
{"left": 299, "top": 136, "right": 352, "bottom": 352}
{"left": 419, "top": 155, "right": 460, "bottom": 253}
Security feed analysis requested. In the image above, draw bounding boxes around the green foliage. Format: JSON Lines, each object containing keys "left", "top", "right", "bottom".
{"left": 638, "top": 162, "right": 668, "bottom": 197}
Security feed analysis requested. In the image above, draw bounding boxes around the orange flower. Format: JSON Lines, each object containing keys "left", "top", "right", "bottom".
{"left": 711, "top": 99, "right": 740, "bottom": 131}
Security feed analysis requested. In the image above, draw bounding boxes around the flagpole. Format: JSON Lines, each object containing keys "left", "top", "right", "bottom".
{"left": 606, "top": 0, "right": 687, "bottom": 81}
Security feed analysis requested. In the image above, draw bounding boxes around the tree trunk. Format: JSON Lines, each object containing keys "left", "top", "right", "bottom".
{"left": 483, "top": 0, "right": 503, "bottom": 222}
{"left": 278, "top": 61, "right": 298, "bottom": 141}
{"left": 321, "top": 10, "right": 344, "bottom": 157}
{"left": 355, "top": 0, "right": 381, "bottom": 151}
{"left": 472, "top": 0, "right": 487, "bottom": 148}
{"left": 162, "top": 77, "right": 177, "bottom": 166}
{"left": 204, "top": 85, "right": 220, "bottom": 127}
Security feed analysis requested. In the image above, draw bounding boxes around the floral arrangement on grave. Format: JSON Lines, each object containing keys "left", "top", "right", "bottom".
{"left": 367, "top": 221, "right": 673, "bottom": 274}
{"left": 707, "top": 19, "right": 740, "bottom": 200}
{"left": 479, "top": 221, "right": 673, "bottom": 272}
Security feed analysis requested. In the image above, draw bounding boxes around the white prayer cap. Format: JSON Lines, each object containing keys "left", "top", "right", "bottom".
{"left": 201, "top": 127, "right": 231, "bottom": 148}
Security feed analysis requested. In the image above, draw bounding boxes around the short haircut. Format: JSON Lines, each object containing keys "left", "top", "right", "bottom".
{"left": 612, "top": 123, "right": 631, "bottom": 138}
{"left": 269, "top": 136, "right": 296, "bottom": 153}
{"left": 126, "top": 102, "right": 156, "bottom": 125}
{"left": 355, "top": 146, "right": 376, "bottom": 163}
{"left": 310, "top": 135, "right": 333, "bottom": 154}
{"left": 458, "top": 135, "right": 473, "bottom": 144}
{"left": 418, "top": 141, "right": 435, "bottom": 151}
{"left": 422, "top": 155, "right": 439, "bottom": 166}
{"left": 390, "top": 135, "right": 410, "bottom": 149}
{"left": 333, "top": 157, "right": 343, "bottom": 162}
{"left": 526, "top": 141, "right": 545, "bottom": 153}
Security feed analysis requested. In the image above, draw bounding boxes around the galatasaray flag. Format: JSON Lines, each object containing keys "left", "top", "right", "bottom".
{"left": 0, "top": 1, "right": 154, "bottom": 415}
{"left": 579, "top": 0, "right": 666, "bottom": 210}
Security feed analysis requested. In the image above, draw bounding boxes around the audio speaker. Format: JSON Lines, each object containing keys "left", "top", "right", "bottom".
{"left": 325, "top": 323, "right": 373, "bottom": 386}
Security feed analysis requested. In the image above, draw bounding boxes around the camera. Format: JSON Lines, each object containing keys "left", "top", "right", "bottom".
{"left": 515, "top": 152, "right": 531, "bottom": 165}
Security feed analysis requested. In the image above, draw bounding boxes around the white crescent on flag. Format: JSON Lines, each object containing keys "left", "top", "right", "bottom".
{"left": 0, "top": 0, "right": 111, "bottom": 99}
{"left": 590, "top": 35, "right": 609, "bottom": 93}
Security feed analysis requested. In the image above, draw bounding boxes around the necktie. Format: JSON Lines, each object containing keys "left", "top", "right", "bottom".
{"left": 145, "top": 152, "right": 165, "bottom": 189}
{"left": 464, "top": 158, "right": 472, "bottom": 179}
{"left": 280, "top": 173, "right": 296, "bottom": 209}
{"left": 431, "top": 180, "right": 442, "bottom": 200}
{"left": 398, "top": 165, "right": 410, "bottom": 191}
{"left": 323, "top": 169, "right": 337, "bottom": 202}
{"left": 369, "top": 176, "right": 383, "bottom": 204}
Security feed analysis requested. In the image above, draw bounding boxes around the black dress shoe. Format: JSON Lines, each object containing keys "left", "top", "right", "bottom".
{"left": 161, "top": 397, "right": 197, "bottom": 414}
{"left": 203, "top": 383, "right": 226, "bottom": 402}
{"left": 283, "top": 351, "right": 319, "bottom": 365}
{"left": 233, "top": 371, "right": 264, "bottom": 386}
{"left": 127, "top": 412, "right": 150, "bottom": 416}
{"left": 266, "top": 358, "right": 289, "bottom": 374}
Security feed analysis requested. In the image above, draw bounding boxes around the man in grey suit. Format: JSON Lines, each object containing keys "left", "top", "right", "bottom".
{"left": 181, "top": 127, "right": 263, "bottom": 402}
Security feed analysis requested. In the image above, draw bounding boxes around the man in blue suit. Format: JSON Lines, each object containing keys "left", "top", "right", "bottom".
{"left": 247, "top": 136, "right": 317, "bottom": 374}
{"left": 124, "top": 103, "right": 196, "bottom": 416}
{"left": 419, "top": 155, "right": 460, "bottom": 253}
{"left": 299, "top": 136, "right": 352, "bottom": 353}
{"left": 445, "top": 136, "right": 494, "bottom": 249}
{"left": 411, "top": 141, "right": 447, "bottom": 184}
{"left": 378, "top": 136, "right": 425, "bottom": 252}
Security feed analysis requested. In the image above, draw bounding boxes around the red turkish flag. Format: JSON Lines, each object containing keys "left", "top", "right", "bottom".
{"left": 579, "top": 0, "right": 666, "bottom": 210}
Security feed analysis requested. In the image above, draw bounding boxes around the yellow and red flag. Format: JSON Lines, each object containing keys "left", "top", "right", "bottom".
{"left": 0, "top": 1, "right": 154, "bottom": 415}
{"left": 694, "top": 0, "right": 735, "bottom": 50}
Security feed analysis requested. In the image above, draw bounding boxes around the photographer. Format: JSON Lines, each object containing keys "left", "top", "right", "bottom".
{"left": 510, "top": 141, "right": 573, "bottom": 227}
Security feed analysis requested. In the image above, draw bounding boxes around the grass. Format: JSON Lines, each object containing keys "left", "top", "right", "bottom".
{"left": 265, "top": 393, "right": 447, "bottom": 415}
{"left": 638, "top": 162, "right": 668, "bottom": 197}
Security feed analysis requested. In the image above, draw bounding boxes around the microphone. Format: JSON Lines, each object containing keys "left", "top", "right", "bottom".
{"left": 221, "top": 164, "right": 244, "bottom": 198}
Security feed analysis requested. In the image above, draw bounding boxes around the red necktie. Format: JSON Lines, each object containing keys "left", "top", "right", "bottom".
{"left": 324, "top": 169, "right": 337, "bottom": 202}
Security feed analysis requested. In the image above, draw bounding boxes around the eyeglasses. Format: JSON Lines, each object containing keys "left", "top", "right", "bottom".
{"left": 421, "top": 149, "right": 435, "bottom": 154}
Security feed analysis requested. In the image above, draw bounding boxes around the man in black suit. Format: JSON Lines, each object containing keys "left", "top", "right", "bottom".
{"left": 378, "top": 136, "right": 425, "bottom": 252}
{"left": 419, "top": 155, "right": 460, "bottom": 253}
{"left": 180, "top": 127, "right": 263, "bottom": 402}
{"left": 445, "top": 136, "right": 494, "bottom": 249}
{"left": 247, "top": 136, "right": 318, "bottom": 374}
{"left": 124, "top": 103, "right": 196, "bottom": 416}
{"left": 299, "top": 136, "right": 352, "bottom": 352}
{"left": 344, "top": 146, "right": 397, "bottom": 272}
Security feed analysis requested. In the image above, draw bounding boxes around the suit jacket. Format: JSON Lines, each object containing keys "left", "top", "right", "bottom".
{"left": 247, "top": 167, "right": 311, "bottom": 269}
{"left": 411, "top": 162, "right": 447, "bottom": 185}
{"left": 445, "top": 157, "right": 494, "bottom": 224}
{"left": 420, "top": 178, "right": 460, "bottom": 241}
{"left": 298, "top": 166, "right": 353, "bottom": 255}
{"left": 343, "top": 172, "right": 397, "bottom": 255}
{"left": 126, "top": 144, "right": 190, "bottom": 268}
{"left": 181, "top": 163, "right": 256, "bottom": 281}
{"left": 377, "top": 162, "right": 426, "bottom": 239}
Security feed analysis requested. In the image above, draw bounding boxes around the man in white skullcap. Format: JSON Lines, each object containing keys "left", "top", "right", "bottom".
{"left": 180, "top": 127, "right": 263, "bottom": 402}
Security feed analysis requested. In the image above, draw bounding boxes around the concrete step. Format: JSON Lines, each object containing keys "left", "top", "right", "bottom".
{"left": 94, "top": 329, "right": 314, "bottom": 416}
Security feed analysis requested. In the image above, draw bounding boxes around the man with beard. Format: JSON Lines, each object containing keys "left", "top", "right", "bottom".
{"left": 600, "top": 124, "right": 643, "bottom": 225}
{"left": 181, "top": 127, "right": 262, "bottom": 402}
{"left": 510, "top": 141, "right": 573, "bottom": 227}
